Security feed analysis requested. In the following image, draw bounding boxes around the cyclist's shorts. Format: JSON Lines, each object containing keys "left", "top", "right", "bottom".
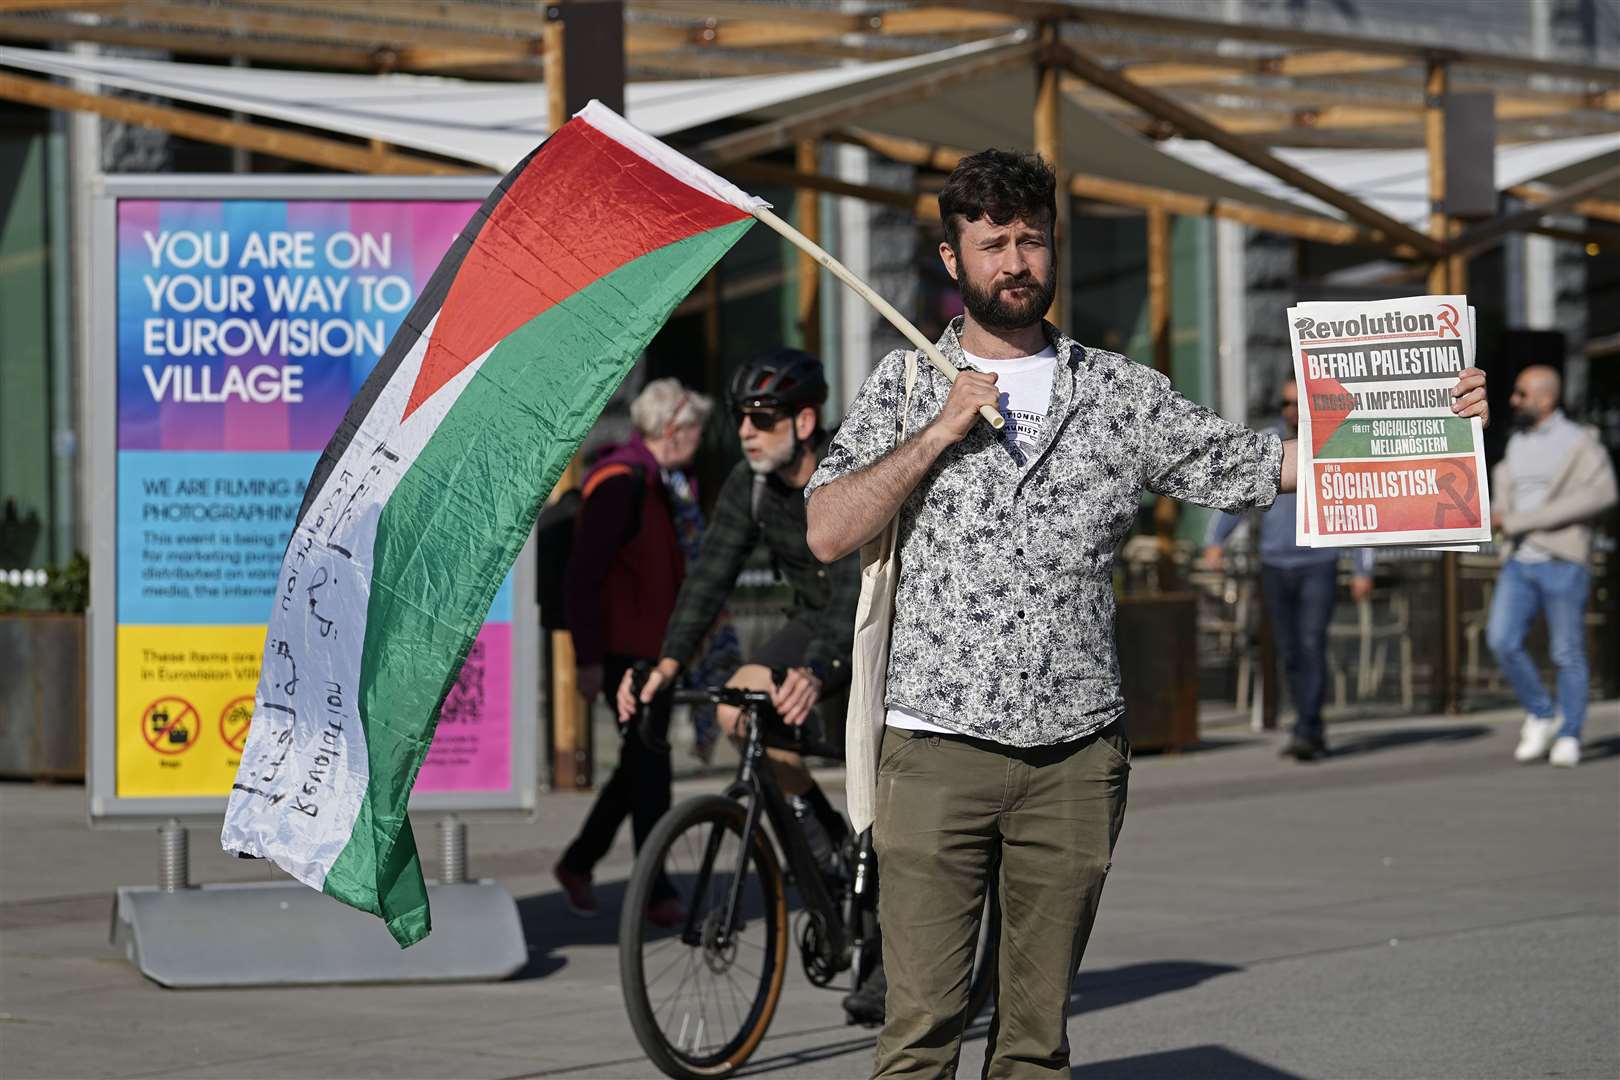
{"left": 753, "top": 618, "right": 848, "bottom": 759}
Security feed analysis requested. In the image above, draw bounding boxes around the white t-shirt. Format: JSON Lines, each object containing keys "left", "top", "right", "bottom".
{"left": 885, "top": 344, "right": 1057, "bottom": 737}
{"left": 971, "top": 346, "right": 1058, "bottom": 467}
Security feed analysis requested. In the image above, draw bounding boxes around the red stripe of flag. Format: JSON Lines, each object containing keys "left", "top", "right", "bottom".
{"left": 402, "top": 118, "right": 753, "bottom": 422}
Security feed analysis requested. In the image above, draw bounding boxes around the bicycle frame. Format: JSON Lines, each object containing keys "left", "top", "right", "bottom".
{"left": 665, "top": 688, "right": 854, "bottom": 978}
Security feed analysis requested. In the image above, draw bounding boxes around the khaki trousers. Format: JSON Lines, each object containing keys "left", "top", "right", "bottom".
{"left": 871, "top": 723, "right": 1130, "bottom": 1079}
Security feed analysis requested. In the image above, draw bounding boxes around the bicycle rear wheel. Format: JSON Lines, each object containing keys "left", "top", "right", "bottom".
{"left": 619, "top": 795, "right": 789, "bottom": 1080}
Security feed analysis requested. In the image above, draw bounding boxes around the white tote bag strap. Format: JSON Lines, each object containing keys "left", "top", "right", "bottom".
{"left": 844, "top": 351, "right": 918, "bottom": 834}
{"left": 902, "top": 351, "right": 918, "bottom": 434}
{"left": 872, "top": 351, "right": 918, "bottom": 560}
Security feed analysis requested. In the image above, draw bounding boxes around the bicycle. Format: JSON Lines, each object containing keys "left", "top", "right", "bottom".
{"left": 617, "top": 674, "right": 1000, "bottom": 1080}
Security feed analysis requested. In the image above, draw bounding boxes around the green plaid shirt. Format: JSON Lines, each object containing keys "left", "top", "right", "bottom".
{"left": 661, "top": 438, "right": 860, "bottom": 692}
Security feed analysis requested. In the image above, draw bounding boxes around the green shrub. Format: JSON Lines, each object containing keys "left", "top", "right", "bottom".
{"left": 0, "top": 552, "right": 89, "bottom": 614}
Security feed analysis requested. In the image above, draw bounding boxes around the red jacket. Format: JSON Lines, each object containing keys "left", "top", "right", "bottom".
{"left": 562, "top": 436, "right": 685, "bottom": 667}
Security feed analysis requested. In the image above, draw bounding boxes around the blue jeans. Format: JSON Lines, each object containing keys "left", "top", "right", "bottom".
{"left": 1486, "top": 558, "right": 1591, "bottom": 739}
{"left": 1261, "top": 562, "right": 1339, "bottom": 742}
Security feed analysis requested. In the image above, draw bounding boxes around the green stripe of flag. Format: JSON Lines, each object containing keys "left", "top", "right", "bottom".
{"left": 322, "top": 219, "right": 753, "bottom": 943}
{"left": 1315, "top": 416, "right": 1476, "bottom": 461}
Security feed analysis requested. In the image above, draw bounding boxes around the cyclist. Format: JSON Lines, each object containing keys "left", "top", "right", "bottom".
{"left": 616, "top": 348, "right": 885, "bottom": 1024}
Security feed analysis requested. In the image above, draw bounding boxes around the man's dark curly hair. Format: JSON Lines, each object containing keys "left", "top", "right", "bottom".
{"left": 938, "top": 149, "right": 1057, "bottom": 249}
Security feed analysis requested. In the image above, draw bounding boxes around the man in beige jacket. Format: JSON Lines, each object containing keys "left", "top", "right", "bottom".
{"left": 1489, "top": 365, "right": 1617, "bottom": 767}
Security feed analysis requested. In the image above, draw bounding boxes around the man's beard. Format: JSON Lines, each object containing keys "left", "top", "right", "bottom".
{"left": 745, "top": 436, "right": 798, "bottom": 475}
{"left": 1511, "top": 406, "right": 1542, "bottom": 431}
{"left": 959, "top": 266, "right": 1056, "bottom": 333}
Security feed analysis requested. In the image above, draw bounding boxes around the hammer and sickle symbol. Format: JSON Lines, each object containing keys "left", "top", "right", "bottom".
{"left": 1436, "top": 303, "right": 1461, "bottom": 338}
{"left": 1433, "top": 460, "right": 1479, "bottom": 528}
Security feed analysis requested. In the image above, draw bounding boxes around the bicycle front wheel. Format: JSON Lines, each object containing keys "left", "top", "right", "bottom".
{"left": 619, "top": 794, "right": 789, "bottom": 1080}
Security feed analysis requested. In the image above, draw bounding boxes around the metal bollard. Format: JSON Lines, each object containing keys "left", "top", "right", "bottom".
{"left": 438, "top": 816, "right": 468, "bottom": 884}
{"left": 158, "top": 818, "right": 189, "bottom": 892}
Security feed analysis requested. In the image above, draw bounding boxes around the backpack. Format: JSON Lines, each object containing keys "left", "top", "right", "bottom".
{"left": 536, "top": 458, "right": 646, "bottom": 630}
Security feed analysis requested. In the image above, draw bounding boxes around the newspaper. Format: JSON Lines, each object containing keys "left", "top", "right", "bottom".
{"left": 1289, "top": 295, "right": 1491, "bottom": 550}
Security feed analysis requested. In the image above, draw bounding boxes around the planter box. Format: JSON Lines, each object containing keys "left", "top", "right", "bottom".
{"left": 1117, "top": 593, "right": 1199, "bottom": 752}
{"left": 0, "top": 612, "right": 86, "bottom": 780}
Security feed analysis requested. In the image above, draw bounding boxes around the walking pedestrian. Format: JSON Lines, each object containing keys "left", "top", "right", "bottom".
{"left": 1202, "top": 376, "right": 1374, "bottom": 761}
{"left": 553, "top": 378, "right": 712, "bottom": 927}
{"left": 1489, "top": 365, "right": 1616, "bottom": 767}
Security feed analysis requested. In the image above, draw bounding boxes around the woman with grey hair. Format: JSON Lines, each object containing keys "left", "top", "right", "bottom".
{"left": 555, "top": 378, "right": 731, "bottom": 927}
{"left": 629, "top": 376, "right": 712, "bottom": 448}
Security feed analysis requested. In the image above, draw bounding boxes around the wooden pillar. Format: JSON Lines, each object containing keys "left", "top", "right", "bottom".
{"left": 1148, "top": 207, "right": 1172, "bottom": 377}
{"left": 1424, "top": 61, "right": 1450, "bottom": 297}
{"left": 1034, "top": 19, "right": 1068, "bottom": 328}
{"left": 545, "top": 14, "right": 588, "bottom": 790}
{"left": 1147, "top": 206, "right": 1179, "bottom": 587}
{"left": 544, "top": 18, "right": 567, "bottom": 139}
{"left": 1426, "top": 59, "right": 1463, "bottom": 715}
{"left": 795, "top": 139, "right": 822, "bottom": 356}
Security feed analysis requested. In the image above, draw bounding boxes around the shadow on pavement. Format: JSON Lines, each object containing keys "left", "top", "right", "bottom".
{"left": 1071, "top": 1045, "right": 1301, "bottom": 1078}
{"left": 514, "top": 867, "right": 819, "bottom": 981}
{"left": 734, "top": 1022, "right": 879, "bottom": 1076}
{"left": 1322, "top": 723, "right": 1489, "bottom": 759}
{"left": 740, "top": 961, "right": 1245, "bottom": 1075}
{"left": 1136, "top": 734, "right": 1263, "bottom": 757}
{"left": 510, "top": 881, "right": 635, "bottom": 979}
{"left": 1581, "top": 734, "right": 1620, "bottom": 761}
{"left": 1065, "top": 960, "right": 1241, "bottom": 1016}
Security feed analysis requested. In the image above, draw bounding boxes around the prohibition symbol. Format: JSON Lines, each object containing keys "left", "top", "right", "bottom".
{"left": 140, "top": 696, "right": 199, "bottom": 756}
{"left": 219, "top": 696, "right": 254, "bottom": 754}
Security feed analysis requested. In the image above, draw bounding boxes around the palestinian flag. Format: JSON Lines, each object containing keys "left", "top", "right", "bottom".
{"left": 220, "top": 102, "right": 765, "bottom": 946}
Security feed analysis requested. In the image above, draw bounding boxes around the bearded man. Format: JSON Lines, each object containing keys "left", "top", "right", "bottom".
{"left": 805, "top": 149, "right": 1491, "bottom": 1078}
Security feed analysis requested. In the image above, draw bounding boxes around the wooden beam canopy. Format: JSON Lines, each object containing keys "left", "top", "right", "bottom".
{"left": 0, "top": 0, "right": 1606, "bottom": 268}
{"left": 1507, "top": 183, "right": 1620, "bottom": 226}
{"left": 1449, "top": 163, "right": 1620, "bottom": 258}
{"left": 1050, "top": 40, "right": 1443, "bottom": 256}
{"left": 831, "top": 127, "right": 1414, "bottom": 252}
{"left": 727, "top": 158, "right": 941, "bottom": 217}
{"left": 981, "top": 0, "right": 1620, "bottom": 85}
{"left": 694, "top": 39, "right": 1039, "bottom": 165}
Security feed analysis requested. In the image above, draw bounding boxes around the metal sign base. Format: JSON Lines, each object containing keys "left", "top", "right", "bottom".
{"left": 113, "top": 880, "right": 527, "bottom": 987}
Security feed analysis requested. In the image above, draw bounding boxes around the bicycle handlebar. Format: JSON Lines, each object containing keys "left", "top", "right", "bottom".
{"left": 628, "top": 663, "right": 842, "bottom": 760}
{"left": 666, "top": 686, "right": 774, "bottom": 709}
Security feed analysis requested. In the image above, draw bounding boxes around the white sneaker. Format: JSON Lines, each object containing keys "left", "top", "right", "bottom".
{"left": 1549, "top": 736, "right": 1582, "bottom": 768}
{"left": 1513, "top": 716, "right": 1558, "bottom": 763}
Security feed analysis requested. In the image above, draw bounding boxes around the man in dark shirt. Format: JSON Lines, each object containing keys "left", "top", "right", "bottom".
{"left": 616, "top": 348, "right": 873, "bottom": 1018}
{"left": 1204, "top": 376, "right": 1375, "bottom": 761}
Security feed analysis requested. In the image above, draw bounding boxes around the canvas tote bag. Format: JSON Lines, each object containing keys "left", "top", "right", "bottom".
{"left": 845, "top": 350, "right": 918, "bottom": 834}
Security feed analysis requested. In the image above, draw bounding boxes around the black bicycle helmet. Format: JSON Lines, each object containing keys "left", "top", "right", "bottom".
{"left": 728, "top": 348, "right": 828, "bottom": 412}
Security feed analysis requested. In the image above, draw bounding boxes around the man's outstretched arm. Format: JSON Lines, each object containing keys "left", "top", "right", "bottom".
{"left": 807, "top": 371, "right": 998, "bottom": 563}
{"left": 1277, "top": 366, "right": 1488, "bottom": 494}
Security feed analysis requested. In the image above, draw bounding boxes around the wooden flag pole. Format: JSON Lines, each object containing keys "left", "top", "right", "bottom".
{"left": 751, "top": 205, "right": 1005, "bottom": 431}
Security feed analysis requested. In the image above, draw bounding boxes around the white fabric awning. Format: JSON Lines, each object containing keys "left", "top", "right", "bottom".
{"left": 1159, "top": 133, "right": 1620, "bottom": 227}
{"left": 0, "top": 38, "right": 1025, "bottom": 172}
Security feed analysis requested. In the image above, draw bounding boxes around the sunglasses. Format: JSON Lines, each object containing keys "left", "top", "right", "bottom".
{"left": 734, "top": 407, "right": 788, "bottom": 432}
